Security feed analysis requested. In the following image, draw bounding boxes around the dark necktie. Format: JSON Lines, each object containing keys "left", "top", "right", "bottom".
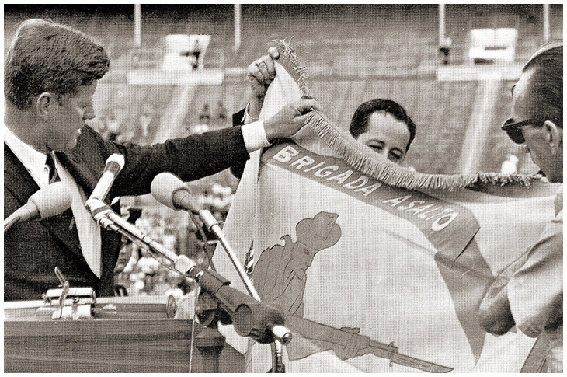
{"left": 46, "top": 153, "right": 60, "bottom": 183}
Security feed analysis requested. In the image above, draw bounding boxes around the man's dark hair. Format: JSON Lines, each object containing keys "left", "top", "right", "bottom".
{"left": 522, "top": 44, "right": 562, "bottom": 128}
{"left": 350, "top": 99, "right": 417, "bottom": 152}
{"left": 5, "top": 19, "right": 110, "bottom": 110}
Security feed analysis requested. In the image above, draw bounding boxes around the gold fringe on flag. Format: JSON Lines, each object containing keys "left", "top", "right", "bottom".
{"left": 276, "top": 40, "right": 540, "bottom": 191}
{"left": 275, "top": 38, "right": 311, "bottom": 98}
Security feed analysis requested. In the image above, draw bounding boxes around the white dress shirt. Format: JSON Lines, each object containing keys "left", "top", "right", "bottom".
{"left": 242, "top": 118, "right": 271, "bottom": 152}
{"left": 4, "top": 126, "right": 51, "bottom": 189}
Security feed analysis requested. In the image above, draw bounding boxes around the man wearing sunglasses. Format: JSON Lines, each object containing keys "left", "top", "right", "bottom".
{"left": 501, "top": 46, "right": 563, "bottom": 183}
{"left": 479, "top": 44, "right": 562, "bottom": 372}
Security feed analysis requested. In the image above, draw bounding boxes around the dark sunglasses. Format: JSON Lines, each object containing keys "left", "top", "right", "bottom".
{"left": 501, "top": 118, "right": 545, "bottom": 144}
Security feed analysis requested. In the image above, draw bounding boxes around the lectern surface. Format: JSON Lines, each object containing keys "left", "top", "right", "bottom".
{"left": 4, "top": 297, "right": 244, "bottom": 373}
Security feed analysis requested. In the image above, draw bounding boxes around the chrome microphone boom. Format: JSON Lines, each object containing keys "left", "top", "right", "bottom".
{"left": 86, "top": 198, "right": 194, "bottom": 274}
{"left": 199, "top": 209, "right": 261, "bottom": 301}
{"left": 86, "top": 199, "right": 291, "bottom": 345}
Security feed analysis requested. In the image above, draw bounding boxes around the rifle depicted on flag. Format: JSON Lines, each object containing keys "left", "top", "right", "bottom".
{"left": 244, "top": 241, "right": 254, "bottom": 278}
{"left": 213, "top": 42, "right": 558, "bottom": 373}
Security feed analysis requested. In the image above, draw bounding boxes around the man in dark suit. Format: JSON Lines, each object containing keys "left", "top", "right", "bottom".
{"left": 4, "top": 19, "right": 319, "bottom": 301}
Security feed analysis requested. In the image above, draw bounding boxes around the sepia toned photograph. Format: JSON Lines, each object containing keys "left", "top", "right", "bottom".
{"left": 4, "top": 4, "right": 562, "bottom": 373}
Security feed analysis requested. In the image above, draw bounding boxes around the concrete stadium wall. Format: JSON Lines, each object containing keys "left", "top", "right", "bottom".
{"left": 5, "top": 4, "right": 562, "bottom": 69}
{"left": 5, "top": 5, "right": 560, "bottom": 175}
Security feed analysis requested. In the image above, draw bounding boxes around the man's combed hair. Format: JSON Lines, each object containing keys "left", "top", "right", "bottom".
{"left": 523, "top": 44, "right": 563, "bottom": 128}
{"left": 5, "top": 19, "right": 110, "bottom": 110}
{"left": 350, "top": 98, "right": 417, "bottom": 151}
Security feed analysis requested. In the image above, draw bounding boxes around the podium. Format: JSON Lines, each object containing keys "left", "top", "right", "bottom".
{"left": 4, "top": 297, "right": 245, "bottom": 373}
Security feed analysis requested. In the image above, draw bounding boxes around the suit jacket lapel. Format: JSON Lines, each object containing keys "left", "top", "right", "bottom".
{"left": 55, "top": 151, "right": 100, "bottom": 197}
{"left": 4, "top": 146, "right": 39, "bottom": 205}
{"left": 4, "top": 146, "right": 83, "bottom": 258}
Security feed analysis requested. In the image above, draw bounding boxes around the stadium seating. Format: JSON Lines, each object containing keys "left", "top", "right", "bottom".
{"left": 4, "top": 4, "right": 562, "bottom": 172}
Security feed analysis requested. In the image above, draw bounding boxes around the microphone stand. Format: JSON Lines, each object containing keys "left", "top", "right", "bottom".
{"left": 198, "top": 209, "right": 288, "bottom": 372}
{"left": 86, "top": 199, "right": 289, "bottom": 372}
{"left": 198, "top": 211, "right": 257, "bottom": 298}
{"left": 86, "top": 198, "right": 193, "bottom": 273}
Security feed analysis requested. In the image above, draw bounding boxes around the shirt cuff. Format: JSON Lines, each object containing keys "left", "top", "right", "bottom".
{"left": 242, "top": 121, "right": 270, "bottom": 152}
{"left": 243, "top": 103, "right": 259, "bottom": 124}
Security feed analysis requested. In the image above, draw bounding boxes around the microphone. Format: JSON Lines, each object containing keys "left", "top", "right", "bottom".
{"left": 150, "top": 172, "right": 199, "bottom": 213}
{"left": 193, "top": 268, "right": 291, "bottom": 345}
{"left": 89, "top": 154, "right": 125, "bottom": 202}
{"left": 4, "top": 182, "right": 72, "bottom": 232}
{"left": 85, "top": 154, "right": 124, "bottom": 220}
{"left": 85, "top": 196, "right": 194, "bottom": 274}
{"left": 150, "top": 173, "right": 220, "bottom": 231}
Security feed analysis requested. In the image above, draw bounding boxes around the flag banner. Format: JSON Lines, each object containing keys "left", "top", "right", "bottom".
{"left": 213, "top": 57, "right": 559, "bottom": 373}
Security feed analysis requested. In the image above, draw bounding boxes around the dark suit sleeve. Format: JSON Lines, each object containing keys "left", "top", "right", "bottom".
{"left": 78, "top": 124, "right": 250, "bottom": 198}
{"left": 229, "top": 108, "right": 248, "bottom": 179}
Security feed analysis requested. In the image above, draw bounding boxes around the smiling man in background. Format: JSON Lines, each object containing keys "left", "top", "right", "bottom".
{"left": 349, "top": 98, "right": 417, "bottom": 164}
